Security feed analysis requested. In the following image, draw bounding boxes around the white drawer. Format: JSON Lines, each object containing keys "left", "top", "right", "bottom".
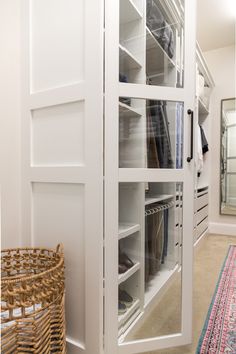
{"left": 196, "top": 205, "right": 208, "bottom": 225}
{"left": 195, "top": 193, "right": 208, "bottom": 211}
{"left": 196, "top": 217, "right": 208, "bottom": 239}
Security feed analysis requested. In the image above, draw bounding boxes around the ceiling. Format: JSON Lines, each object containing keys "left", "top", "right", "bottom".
{"left": 197, "top": 0, "right": 236, "bottom": 52}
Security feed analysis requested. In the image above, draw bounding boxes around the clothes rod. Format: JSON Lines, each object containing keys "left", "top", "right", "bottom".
{"left": 145, "top": 200, "right": 175, "bottom": 216}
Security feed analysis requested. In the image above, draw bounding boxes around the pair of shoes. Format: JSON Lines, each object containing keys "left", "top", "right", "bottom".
{"left": 119, "top": 263, "right": 128, "bottom": 274}
{"left": 119, "top": 289, "right": 134, "bottom": 308}
{"left": 118, "top": 301, "right": 127, "bottom": 315}
{"left": 119, "top": 252, "right": 134, "bottom": 270}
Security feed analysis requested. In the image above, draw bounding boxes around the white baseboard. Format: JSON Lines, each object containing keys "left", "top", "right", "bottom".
{"left": 209, "top": 222, "right": 236, "bottom": 236}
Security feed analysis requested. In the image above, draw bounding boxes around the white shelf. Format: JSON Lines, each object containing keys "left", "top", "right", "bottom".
{"left": 119, "top": 223, "right": 140, "bottom": 240}
{"left": 145, "top": 265, "right": 179, "bottom": 307}
{"left": 118, "top": 298, "right": 140, "bottom": 326}
{"left": 119, "top": 102, "right": 142, "bottom": 119}
{"left": 120, "top": 0, "right": 142, "bottom": 24}
{"left": 119, "top": 44, "right": 142, "bottom": 71}
{"left": 118, "top": 307, "right": 141, "bottom": 341}
{"left": 146, "top": 27, "right": 176, "bottom": 74}
{"left": 118, "top": 262, "right": 140, "bottom": 285}
{"left": 198, "top": 97, "right": 209, "bottom": 116}
{"left": 145, "top": 194, "right": 174, "bottom": 206}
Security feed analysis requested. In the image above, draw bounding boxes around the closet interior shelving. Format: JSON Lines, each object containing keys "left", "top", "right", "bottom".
{"left": 194, "top": 43, "right": 215, "bottom": 244}
{"left": 118, "top": 0, "right": 186, "bottom": 341}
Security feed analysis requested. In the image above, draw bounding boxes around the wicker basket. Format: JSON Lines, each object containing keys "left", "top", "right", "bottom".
{"left": 1, "top": 244, "right": 66, "bottom": 353}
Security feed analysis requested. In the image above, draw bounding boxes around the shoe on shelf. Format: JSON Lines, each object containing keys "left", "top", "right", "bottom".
{"left": 119, "top": 289, "right": 134, "bottom": 307}
{"left": 119, "top": 252, "right": 134, "bottom": 269}
{"left": 119, "top": 263, "right": 128, "bottom": 274}
{"left": 118, "top": 301, "right": 127, "bottom": 315}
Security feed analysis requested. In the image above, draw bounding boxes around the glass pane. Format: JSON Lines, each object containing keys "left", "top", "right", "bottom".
{"left": 227, "top": 159, "right": 236, "bottom": 173}
{"left": 119, "top": 98, "right": 184, "bottom": 168}
{"left": 226, "top": 175, "right": 236, "bottom": 205}
{"left": 119, "top": 0, "right": 185, "bottom": 88}
{"left": 227, "top": 126, "right": 236, "bottom": 157}
{"left": 118, "top": 182, "right": 183, "bottom": 342}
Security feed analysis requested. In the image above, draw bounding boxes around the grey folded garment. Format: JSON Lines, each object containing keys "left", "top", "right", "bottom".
{"left": 159, "top": 21, "right": 174, "bottom": 59}
{"left": 146, "top": 0, "right": 175, "bottom": 59}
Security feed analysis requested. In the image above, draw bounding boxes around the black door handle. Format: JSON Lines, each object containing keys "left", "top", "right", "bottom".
{"left": 187, "top": 109, "right": 194, "bottom": 163}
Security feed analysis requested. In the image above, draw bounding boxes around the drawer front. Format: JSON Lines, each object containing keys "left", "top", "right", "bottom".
{"left": 196, "top": 217, "right": 208, "bottom": 239}
{"left": 195, "top": 193, "right": 208, "bottom": 211}
{"left": 196, "top": 205, "right": 208, "bottom": 225}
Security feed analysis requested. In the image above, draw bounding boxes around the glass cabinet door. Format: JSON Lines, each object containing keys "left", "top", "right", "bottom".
{"left": 104, "top": 0, "right": 196, "bottom": 353}
{"left": 119, "top": 0, "right": 185, "bottom": 88}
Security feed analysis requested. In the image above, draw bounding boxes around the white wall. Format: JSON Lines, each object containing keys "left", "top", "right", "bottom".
{"left": 0, "top": 0, "right": 21, "bottom": 248}
{"left": 204, "top": 45, "right": 236, "bottom": 235}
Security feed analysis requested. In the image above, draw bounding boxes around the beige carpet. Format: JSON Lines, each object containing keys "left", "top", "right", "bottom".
{"left": 133, "top": 234, "right": 236, "bottom": 354}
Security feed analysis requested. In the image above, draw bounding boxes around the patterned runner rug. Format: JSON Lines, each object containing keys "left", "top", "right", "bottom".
{"left": 197, "top": 245, "right": 236, "bottom": 354}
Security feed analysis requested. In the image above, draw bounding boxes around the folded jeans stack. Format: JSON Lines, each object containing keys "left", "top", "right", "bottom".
{"left": 146, "top": 0, "right": 175, "bottom": 59}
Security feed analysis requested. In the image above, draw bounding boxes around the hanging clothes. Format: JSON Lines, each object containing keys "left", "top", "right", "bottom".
{"left": 200, "top": 125, "right": 209, "bottom": 154}
{"left": 148, "top": 100, "right": 174, "bottom": 169}
{"left": 148, "top": 211, "right": 164, "bottom": 276}
{"left": 145, "top": 208, "right": 170, "bottom": 283}
{"left": 162, "top": 208, "right": 169, "bottom": 263}
{"left": 197, "top": 125, "right": 203, "bottom": 176}
{"left": 146, "top": 108, "right": 160, "bottom": 168}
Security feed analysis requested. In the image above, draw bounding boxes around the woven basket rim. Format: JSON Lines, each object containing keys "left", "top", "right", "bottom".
{"left": 1, "top": 246, "right": 64, "bottom": 285}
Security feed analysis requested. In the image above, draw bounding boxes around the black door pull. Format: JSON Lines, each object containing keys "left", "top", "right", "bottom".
{"left": 187, "top": 109, "right": 193, "bottom": 163}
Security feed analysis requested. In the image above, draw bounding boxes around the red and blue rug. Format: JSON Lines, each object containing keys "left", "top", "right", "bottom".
{"left": 197, "top": 245, "right": 236, "bottom": 354}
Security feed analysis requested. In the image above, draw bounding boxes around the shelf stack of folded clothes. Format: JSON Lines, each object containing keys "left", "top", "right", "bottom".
{"left": 147, "top": 0, "right": 175, "bottom": 59}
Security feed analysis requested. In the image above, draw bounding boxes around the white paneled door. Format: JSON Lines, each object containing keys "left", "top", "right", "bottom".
{"left": 21, "top": 1, "right": 104, "bottom": 353}
{"left": 22, "top": 1, "right": 196, "bottom": 354}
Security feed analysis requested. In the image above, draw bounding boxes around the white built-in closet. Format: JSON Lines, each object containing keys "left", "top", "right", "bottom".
{"left": 21, "top": 0, "right": 213, "bottom": 353}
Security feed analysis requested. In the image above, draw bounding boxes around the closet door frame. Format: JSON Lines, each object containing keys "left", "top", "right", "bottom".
{"left": 104, "top": 0, "right": 197, "bottom": 353}
{"left": 21, "top": 1, "right": 104, "bottom": 353}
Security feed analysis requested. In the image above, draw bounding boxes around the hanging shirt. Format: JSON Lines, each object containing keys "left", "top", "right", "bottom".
{"left": 200, "top": 125, "right": 209, "bottom": 154}
{"left": 197, "top": 125, "right": 203, "bottom": 175}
